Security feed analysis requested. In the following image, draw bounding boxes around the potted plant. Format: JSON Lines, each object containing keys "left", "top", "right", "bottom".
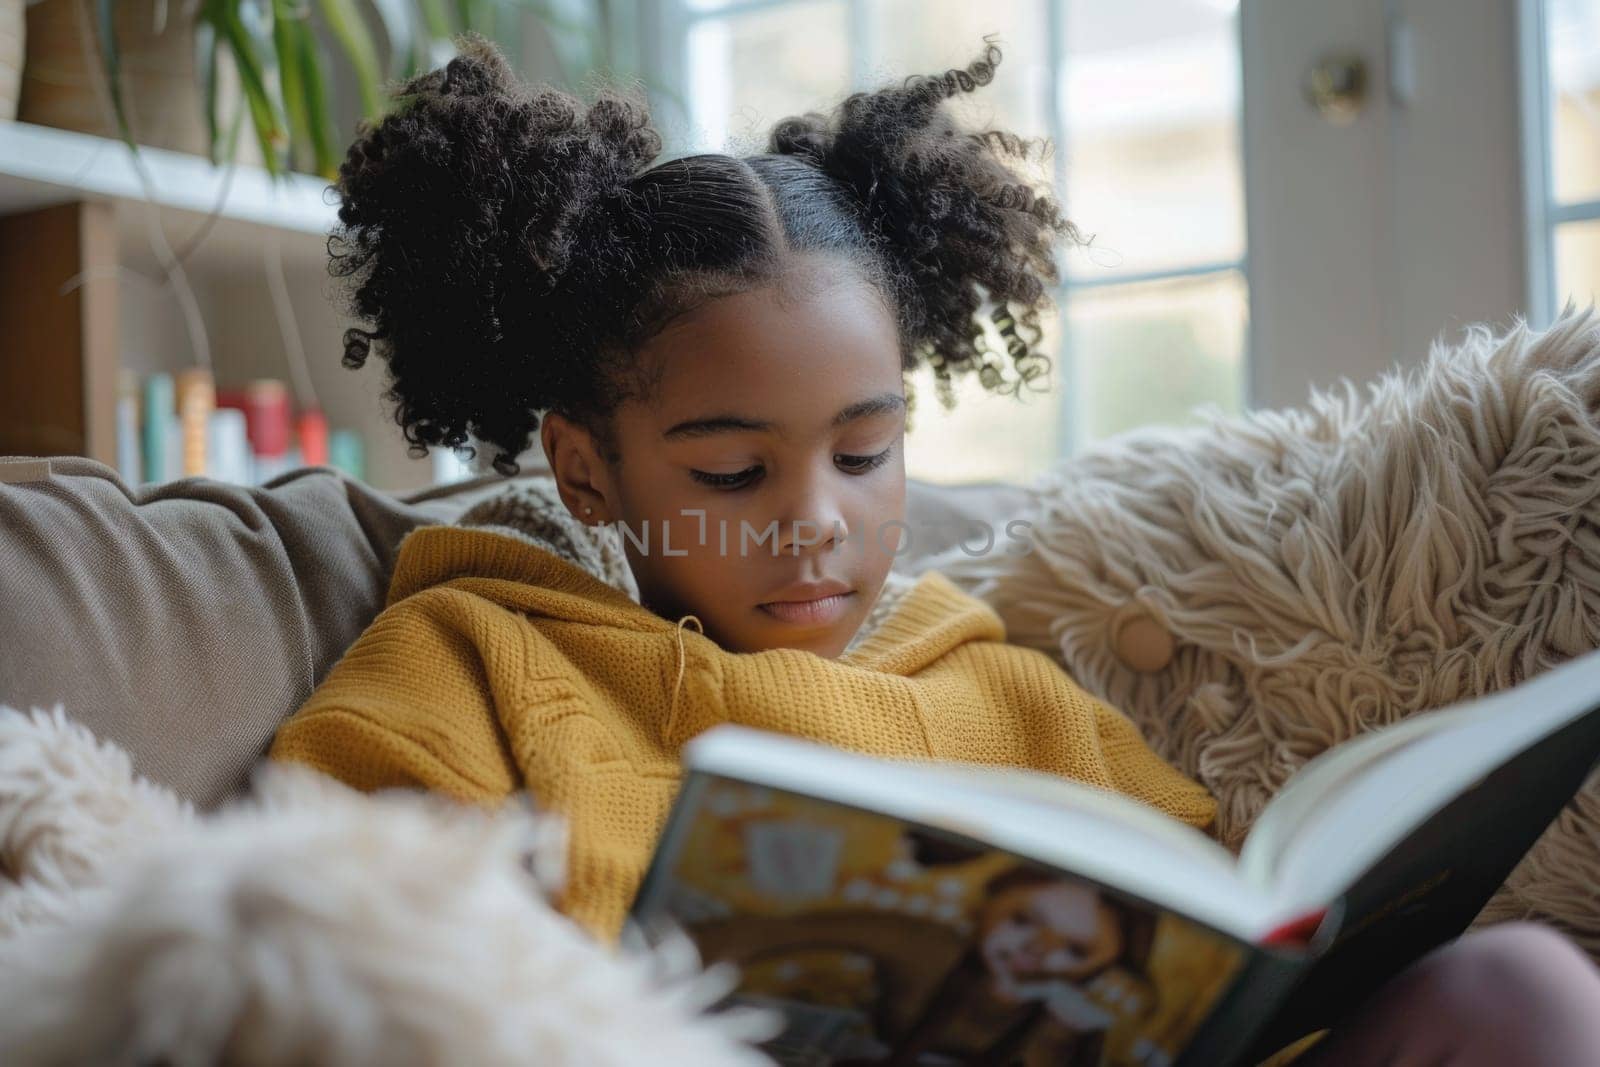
{"left": 17, "top": 0, "right": 621, "bottom": 179}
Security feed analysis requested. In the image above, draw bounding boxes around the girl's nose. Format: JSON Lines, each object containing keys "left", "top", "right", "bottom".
{"left": 776, "top": 476, "right": 849, "bottom": 555}
{"left": 776, "top": 513, "right": 848, "bottom": 555}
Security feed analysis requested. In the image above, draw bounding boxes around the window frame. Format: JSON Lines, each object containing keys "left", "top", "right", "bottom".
{"left": 646, "top": 0, "right": 1251, "bottom": 461}
{"left": 1519, "top": 0, "right": 1600, "bottom": 326}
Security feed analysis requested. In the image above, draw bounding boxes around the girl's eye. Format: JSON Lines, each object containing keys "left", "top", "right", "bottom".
{"left": 690, "top": 465, "right": 763, "bottom": 490}
{"left": 835, "top": 447, "right": 893, "bottom": 474}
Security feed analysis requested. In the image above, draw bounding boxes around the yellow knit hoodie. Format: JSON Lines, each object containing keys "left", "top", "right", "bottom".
{"left": 270, "top": 526, "right": 1215, "bottom": 938}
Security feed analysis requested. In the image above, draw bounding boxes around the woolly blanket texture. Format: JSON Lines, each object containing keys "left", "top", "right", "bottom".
{"left": 0, "top": 708, "right": 774, "bottom": 1066}
{"left": 930, "top": 307, "right": 1600, "bottom": 952}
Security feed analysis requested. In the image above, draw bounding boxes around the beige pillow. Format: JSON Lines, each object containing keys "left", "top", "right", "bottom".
{"left": 0, "top": 457, "right": 454, "bottom": 809}
{"left": 0, "top": 456, "right": 1030, "bottom": 809}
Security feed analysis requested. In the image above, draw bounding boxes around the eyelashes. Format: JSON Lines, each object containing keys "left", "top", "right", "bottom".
{"left": 689, "top": 446, "right": 895, "bottom": 491}
{"left": 690, "top": 467, "right": 762, "bottom": 490}
{"left": 834, "top": 447, "right": 894, "bottom": 474}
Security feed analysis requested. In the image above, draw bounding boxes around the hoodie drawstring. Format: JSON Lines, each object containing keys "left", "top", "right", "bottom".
{"left": 664, "top": 613, "right": 704, "bottom": 742}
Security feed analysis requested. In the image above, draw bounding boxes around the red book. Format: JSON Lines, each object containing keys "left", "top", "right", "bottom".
{"left": 297, "top": 408, "right": 329, "bottom": 466}
{"left": 217, "top": 380, "right": 292, "bottom": 458}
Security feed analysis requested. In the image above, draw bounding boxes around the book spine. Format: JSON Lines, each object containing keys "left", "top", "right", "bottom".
{"left": 328, "top": 429, "right": 365, "bottom": 481}
{"left": 1175, "top": 948, "right": 1311, "bottom": 1067}
{"left": 175, "top": 368, "right": 214, "bottom": 478}
{"left": 140, "top": 373, "right": 173, "bottom": 486}
{"left": 248, "top": 380, "right": 292, "bottom": 485}
{"left": 163, "top": 416, "right": 183, "bottom": 482}
{"left": 297, "top": 407, "right": 329, "bottom": 466}
{"left": 206, "top": 408, "right": 253, "bottom": 484}
{"left": 116, "top": 370, "right": 142, "bottom": 486}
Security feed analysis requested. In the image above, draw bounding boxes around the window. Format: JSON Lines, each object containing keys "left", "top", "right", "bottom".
{"left": 659, "top": 0, "right": 1248, "bottom": 484}
{"left": 1525, "top": 0, "right": 1600, "bottom": 321}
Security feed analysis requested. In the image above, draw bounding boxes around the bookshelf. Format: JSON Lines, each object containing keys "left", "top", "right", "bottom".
{"left": 0, "top": 120, "right": 443, "bottom": 491}
{"left": 0, "top": 120, "right": 333, "bottom": 234}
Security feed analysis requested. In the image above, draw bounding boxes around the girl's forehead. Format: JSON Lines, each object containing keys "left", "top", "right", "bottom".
{"left": 636, "top": 267, "right": 904, "bottom": 424}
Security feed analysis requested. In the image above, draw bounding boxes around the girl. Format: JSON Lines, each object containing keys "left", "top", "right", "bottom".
{"left": 271, "top": 38, "right": 1600, "bottom": 1065}
{"left": 272, "top": 36, "right": 1217, "bottom": 937}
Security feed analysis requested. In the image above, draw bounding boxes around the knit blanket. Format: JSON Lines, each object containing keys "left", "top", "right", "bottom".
{"left": 931, "top": 308, "right": 1600, "bottom": 952}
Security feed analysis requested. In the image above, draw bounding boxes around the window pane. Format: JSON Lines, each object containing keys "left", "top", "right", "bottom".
{"left": 685, "top": 1, "right": 852, "bottom": 153}
{"left": 1555, "top": 220, "right": 1600, "bottom": 306}
{"left": 1061, "top": 0, "right": 1245, "bottom": 280}
{"left": 903, "top": 307, "right": 1062, "bottom": 485}
{"left": 1069, "top": 271, "right": 1247, "bottom": 443}
{"left": 863, "top": 1, "right": 1051, "bottom": 152}
{"left": 1549, "top": 0, "right": 1600, "bottom": 205}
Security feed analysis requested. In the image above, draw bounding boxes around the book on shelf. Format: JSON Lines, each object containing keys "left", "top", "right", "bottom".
{"left": 116, "top": 371, "right": 365, "bottom": 485}
{"left": 629, "top": 648, "right": 1600, "bottom": 1067}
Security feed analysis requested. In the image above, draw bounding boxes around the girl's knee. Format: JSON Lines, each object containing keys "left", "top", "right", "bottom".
{"left": 1414, "top": 923, "right": 1600, "bottom": 1023}
{"left": 1455, "top": 923, "right": 1597, "bottom": 988}
{"left": 1316, "top": 926, "right": 1600, "bottom": 1067}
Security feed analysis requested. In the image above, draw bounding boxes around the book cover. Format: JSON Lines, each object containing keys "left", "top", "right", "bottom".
{"left": 633, "top": 651, "right": 1600, "bottom": 1065}
{"left": 636, "top": 778, "right": 1254, "bottom": 1067}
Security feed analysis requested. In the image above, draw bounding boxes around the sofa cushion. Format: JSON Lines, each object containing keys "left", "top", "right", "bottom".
{"left": 0, "top": 457, "right": 1034, "bottom": 809}
{"left": 0, "top": 457, "right": 440, "bottom": 809}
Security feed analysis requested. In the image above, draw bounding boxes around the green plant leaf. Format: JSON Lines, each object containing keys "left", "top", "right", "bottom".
{"left": 235, "top": 0, "right": 296, "bottom": 172}
{"left": 368, "top": 0, "right": 419, "bottom": 78}
{"left": 503, "top": 0, "right": 597, "bottom": 38}
{"left": 416, "top": 0, "right": 453, "bottom": 38}
{"left": 195, "top": 18, "right": 253, "bottom": 171}
{"left": 271, "top": 1, "right": 315, "bottom": 172}
{"left": 194, "top": 17, "right": 222, "bottom": 163}
{"left": 94, "top": 0, "right": 135, "bottom": 149}
{"left": 294, "top": 20, "right": 340, "bottom": 177}
{"left": 415, "top": 0, "right": 456, "bottom": 67}
{"left": 203, "top": 0, "right": 290, "bottom": 176}
{"left": 316, "top": 0, "right": 385, "bottom": 119}
{"left": 506, "top": 0, "right": 674, "bottom": 101}
{"left": 264, "top": 1, "right": 336, "bottom": 177}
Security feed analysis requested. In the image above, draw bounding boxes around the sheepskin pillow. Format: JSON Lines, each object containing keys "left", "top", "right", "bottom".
{"left": 930, "top": 309, "right": 1600, "bottom": 952}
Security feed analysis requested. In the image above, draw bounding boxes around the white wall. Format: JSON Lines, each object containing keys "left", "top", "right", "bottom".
{"left": 1243, "top": 0, "right": 1528, "bottom": 411}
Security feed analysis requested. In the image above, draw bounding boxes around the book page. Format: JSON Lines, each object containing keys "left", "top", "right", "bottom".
{"left": 632, "top": 775, "right": 1253, "bottom": 1067}
{"left": 1239, "top": 703, "right": 1600, "bottom": 1063}
{"left": 675, "top": 725, "right": 1279, "bottom": 938}
{"left": 1244, "top": 649, "right": 1600, "bottom": 914}
{"left": 1237, "top": 710, "right": 1456, "bottom": 885}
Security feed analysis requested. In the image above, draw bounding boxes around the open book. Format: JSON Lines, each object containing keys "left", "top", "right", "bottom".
{"left": 629, "top": 648, "right": 1600, "bottom": 1067}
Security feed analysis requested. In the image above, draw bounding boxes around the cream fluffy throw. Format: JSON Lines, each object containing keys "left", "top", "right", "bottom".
{"left": 0, "top": 709, "right": 773, "bottom": 1065}
{"left": 932, "top": 308, "right": 1600, "bottom": 952}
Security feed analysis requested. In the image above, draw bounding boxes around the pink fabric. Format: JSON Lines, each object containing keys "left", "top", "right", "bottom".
{"left": 1301, "top": 923, "right": 1600, "bottom": 1066}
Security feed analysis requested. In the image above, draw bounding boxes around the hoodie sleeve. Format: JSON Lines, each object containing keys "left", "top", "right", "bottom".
{"left": 268, "top": 589, "right": 522, "bottom": 805}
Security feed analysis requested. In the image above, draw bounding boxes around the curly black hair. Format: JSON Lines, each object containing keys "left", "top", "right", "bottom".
{"left": 330, "top": 35, "right": 1077, "bottom": 474}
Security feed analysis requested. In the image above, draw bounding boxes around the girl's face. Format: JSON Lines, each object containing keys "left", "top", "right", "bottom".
{"left": 548, "top": 256, "right": 907, "bottom": 657}
{"left": 980, "top": 881, "right": 1124, "bottom": 989}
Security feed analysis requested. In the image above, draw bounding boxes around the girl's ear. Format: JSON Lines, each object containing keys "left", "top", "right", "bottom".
{"left": 540, "top": 413, "right": 615, "bottom": 525}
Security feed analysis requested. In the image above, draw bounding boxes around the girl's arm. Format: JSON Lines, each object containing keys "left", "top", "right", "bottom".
{"left": 269, "top": 594, "right": 521, "bottom": 806}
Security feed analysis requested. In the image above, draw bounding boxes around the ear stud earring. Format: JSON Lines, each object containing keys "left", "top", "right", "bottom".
{"left": 583, "top": 505, "right": 594, "bottom": 516}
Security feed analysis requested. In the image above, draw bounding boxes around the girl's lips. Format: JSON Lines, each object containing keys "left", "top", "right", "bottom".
{"left": 757, "top": 592, "right": 856, "bottom": 626}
